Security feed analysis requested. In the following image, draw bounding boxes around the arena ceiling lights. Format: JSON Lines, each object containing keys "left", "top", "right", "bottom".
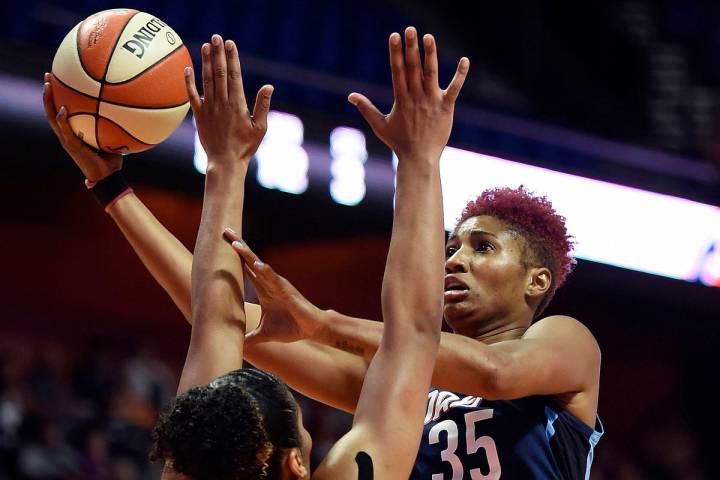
{"left": 2, "top": 70, "right": 714, "bottom": 286}
{"left": 193, "top": 110, "right": 720, "bottom": 288}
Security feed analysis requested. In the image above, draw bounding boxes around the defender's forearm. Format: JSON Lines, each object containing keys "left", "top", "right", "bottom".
{"left": 179, "top": 162, "right": 249, "bottom": 393}
{"left": 382, "top": 158, "right": 445, "bottom": 340}
{"left": 190, "top": 163, "right": 248, "bottom": 328}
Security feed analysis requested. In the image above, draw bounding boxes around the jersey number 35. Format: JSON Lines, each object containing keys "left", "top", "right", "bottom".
{"left": 428, "top": 409, "right": 502, "bottom": 480}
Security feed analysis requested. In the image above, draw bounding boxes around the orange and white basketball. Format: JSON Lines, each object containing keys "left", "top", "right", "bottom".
{"left": 50, "top": 9, "right": 192, "bottom": 154}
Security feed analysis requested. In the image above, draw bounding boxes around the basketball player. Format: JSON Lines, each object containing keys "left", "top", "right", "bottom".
{"left": 46, "top": 27, "right": 468, "bottom": 479}
{"left": 44, "top": 25, "right": 601, "bottom": 479}
{"left": 228, "top": 184, "right": 603, "bottom": 478}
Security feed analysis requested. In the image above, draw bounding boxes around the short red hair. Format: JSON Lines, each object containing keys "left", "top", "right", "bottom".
{"left": 456, "top": 186, "right": 575, "bottom": 316}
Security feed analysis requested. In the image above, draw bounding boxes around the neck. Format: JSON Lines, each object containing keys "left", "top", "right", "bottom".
{"left": 447, "top": 308, "right": 533, "bottom": 344}
{"left": 475, "top": 325, "right": 528, "bottom": 344}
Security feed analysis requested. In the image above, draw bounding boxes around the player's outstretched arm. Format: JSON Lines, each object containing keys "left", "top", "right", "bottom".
{"left": 276, "top": 306, "right": 600, "bottom": 423}
{"left": 106, "top": 196, "right": 368, "bottom": 412}
{"left": 158, "top": 34, "right": 273, "bottom": 480}
{"left": 176, "top": 34, "right": 273, "bottom": 394}
{"left": 44, "top": 71, "right": 369, "bottom": 412}
{"left": 276, "top": 302, "right": 600, "bottom": 419}
{"left": 323, "top": 28, "right": 466, "bottom": 479}
{"left": 43, "top": 73, "right": 194, "bottom": 320}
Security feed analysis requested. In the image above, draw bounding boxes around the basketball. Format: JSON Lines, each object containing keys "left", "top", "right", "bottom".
{"left": 50, "top": 9, "right": 192, "bottom": 154}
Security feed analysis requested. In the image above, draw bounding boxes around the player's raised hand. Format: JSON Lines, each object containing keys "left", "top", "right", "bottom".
{"left": 43, "top": 73, "right": 123, "bottom": 182}
{"left": 223, "top": 228, "right": 324, "bottom": 345}
{"left": 184, "top": 34, "right": 273, "bottom": 166}
{"left": 348, "top": 27, "right": 469, "bottom": 162}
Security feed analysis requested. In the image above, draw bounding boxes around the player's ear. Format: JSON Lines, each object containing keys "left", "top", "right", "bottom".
{"left": 526, "top": 266, "right": 552, "bottom": 300}
{"left": 286, "top": 448, "right": 308, "bottom": 479}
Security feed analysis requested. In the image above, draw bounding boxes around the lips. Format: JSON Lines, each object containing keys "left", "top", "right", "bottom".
{"left": 444, "top": 276, "right": 470, "bottom": 303}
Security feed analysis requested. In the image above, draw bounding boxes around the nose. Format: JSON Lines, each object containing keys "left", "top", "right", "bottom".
{"left": 445, "top": 247, "right": 469, "bottom": 274}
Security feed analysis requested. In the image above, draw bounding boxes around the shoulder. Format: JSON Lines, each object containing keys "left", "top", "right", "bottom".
{"left": 525, "top": 315, "right": 601, "bottom": 365}
{"left": 526, "top": 316, "right": 601, "bottom": 424}
{"left": 526, "top": 315, "right": 598, "bottom": 343}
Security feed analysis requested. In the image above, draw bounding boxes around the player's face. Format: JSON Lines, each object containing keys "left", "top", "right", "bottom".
{"left": 443, "top": 215, "right": 530, "bottom": 336}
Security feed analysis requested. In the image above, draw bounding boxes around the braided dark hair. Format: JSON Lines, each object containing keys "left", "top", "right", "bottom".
{"left": 150, "top": 368, "right": 301, "bottom": 479}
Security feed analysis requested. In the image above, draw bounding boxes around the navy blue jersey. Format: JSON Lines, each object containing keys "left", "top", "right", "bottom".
{"left": 411, "top": 389, "right": 603, "bottom": 479}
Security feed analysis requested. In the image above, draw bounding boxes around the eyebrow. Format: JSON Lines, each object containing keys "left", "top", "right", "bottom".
{"left": 447, "top": 229, "right": 499, "bottom": 243}
{"left": 470, "top": 229, "right": 499, "bottom": 238}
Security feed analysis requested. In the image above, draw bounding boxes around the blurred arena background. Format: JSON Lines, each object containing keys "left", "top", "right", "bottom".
{"left": 1, "top": 1, "right": 719, "bottom": 479}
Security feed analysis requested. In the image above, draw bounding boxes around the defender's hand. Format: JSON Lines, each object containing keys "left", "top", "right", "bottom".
{"left": 348, "top": 27, "right": 469, "bottom": 162}
{"left": 185, "top": 34, "right": 273, "bottom": 166}
{"left": 223, "top": 228, "right": 324, "bottom": 345}
{"left": 43, "top": 73, "right": 123, "bottom": 182}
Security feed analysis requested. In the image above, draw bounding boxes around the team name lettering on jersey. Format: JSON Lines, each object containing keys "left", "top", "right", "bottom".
{"left": 424, "top": 389, "right": 482, "bottom": 425}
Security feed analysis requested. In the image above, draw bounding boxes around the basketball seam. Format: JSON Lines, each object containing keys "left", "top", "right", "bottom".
{"left": 96, "top": 116, "right": 154, "bottom": 147}
{"left": 104, "top": 43, "right": 186, "bottom": 86}
{"left": 96, "top": 10, "right": 141, "bottom": 152}
{"left": 53, "top": 75, "right": 190, "bottom": 110}
{"left": 74, "top": 22, "right": 103, "bottom": 83}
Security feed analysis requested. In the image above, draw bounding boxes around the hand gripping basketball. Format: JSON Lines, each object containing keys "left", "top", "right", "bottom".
{"left": 43, "top": 73, "right": 123, "bottom": 183}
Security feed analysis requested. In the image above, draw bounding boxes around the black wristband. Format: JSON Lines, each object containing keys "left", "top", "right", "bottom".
{"left": 87, "top": 170, "right": 132, "bottom": 211}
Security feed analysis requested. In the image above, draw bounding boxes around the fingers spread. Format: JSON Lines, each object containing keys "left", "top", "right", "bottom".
{"left": 211, "top": 34, "right": 228, "bottom": 103}
{"left": 388, "top": 32, "right": 407, "bottom": 99}
{"left": 224, "top": 40, "right": 245, "bottom": 105}
{"left": 444, "top": 57, "right": 470, "bottom": 105}
{"left": 422, "top": 34, "right": 439, "bottom": 93}
{"left": 252, "top": 85, "right": 274, "bottom": 130}
{"left": 184, "top": 67, "right": 202, "bottom": 114}
{"left": 348, "top": 92, "right": 385, "bottom": 135}
{"left": 200, "top": 43, "right": 214, "bottom": 103}
{"left": 404, "top": 27, "right": 424, "bottom": 95}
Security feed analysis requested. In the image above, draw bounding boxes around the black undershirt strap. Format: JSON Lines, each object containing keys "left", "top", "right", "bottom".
{"left": 355, "top": 451, "right": 374, "bottom": 480}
